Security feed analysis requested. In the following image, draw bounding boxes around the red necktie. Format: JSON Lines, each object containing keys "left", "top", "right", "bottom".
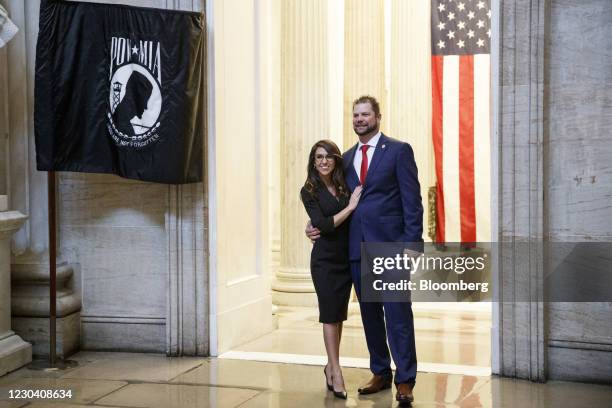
{"left": 360, "top": 145, "right": 370, "bottom": 185}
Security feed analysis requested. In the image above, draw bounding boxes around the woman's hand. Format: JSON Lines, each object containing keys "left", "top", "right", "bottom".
{"left": 348, "top": 186, "right": 363, "bottom": 210}
{"left": 331, "top": 186, "right": 363, "bottom": 227}
{"left": 305, "top": 220, "right": 321, "bottom": 242}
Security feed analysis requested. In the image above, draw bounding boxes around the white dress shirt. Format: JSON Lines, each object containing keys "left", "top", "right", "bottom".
{"left": 353, "top": 131, "right": 382, "bottom": 179}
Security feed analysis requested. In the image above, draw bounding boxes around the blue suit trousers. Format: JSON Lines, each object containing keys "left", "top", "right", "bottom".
{"left": 351, "top": 261, "right": 417, "bottom": 384}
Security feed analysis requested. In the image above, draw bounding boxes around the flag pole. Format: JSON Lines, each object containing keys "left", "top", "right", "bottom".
{"left": 47, "top": 170, "right": 57, "bottom": 366}
{"left": 28, "top": 172, "right": 76, "bottom": 370}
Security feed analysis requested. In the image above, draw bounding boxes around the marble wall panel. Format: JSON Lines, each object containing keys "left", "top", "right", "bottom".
{"left": 549, "top": 303, "right": 612, "bottom": 343}
{"left": 547, "top": 0, "right": 612, "bottom": 240}
{"left": 60, "top": 173, "right": 150, "bottom": 184}
{"left": 544, "top": 0, "right": 612, "bottom": 381}
{"left": 58, "top": 178, "right": 167, "bottom": 228}
{"left": 54, "top": 41, "right": 171, "bottom": 349}
{"left": 60, "top": 226, "right": 167, "bottom": 319}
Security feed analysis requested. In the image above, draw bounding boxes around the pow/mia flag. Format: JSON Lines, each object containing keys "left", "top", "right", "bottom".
{"left": 35, "top": 0, "right": 204, "bottom": 184}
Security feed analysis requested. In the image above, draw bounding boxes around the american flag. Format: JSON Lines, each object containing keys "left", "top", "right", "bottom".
{"left": 431, "top": 0, "right": 491, "bottom": 243}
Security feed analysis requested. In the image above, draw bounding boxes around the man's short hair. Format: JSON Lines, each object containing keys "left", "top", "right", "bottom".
{"left": 353, "top": 95, "right": 381, "bottom": 117}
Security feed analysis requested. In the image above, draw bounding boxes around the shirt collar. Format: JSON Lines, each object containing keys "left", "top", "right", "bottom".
{"left": 357, "top": 131, "right": 382, "bottom": 150}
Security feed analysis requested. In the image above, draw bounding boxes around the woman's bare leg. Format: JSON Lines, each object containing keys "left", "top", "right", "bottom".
{"left": 323, "top": 323, "right": 337, "bottom": 385}
{"left": 323, "top": 322, "right": 345, "bottom": 392}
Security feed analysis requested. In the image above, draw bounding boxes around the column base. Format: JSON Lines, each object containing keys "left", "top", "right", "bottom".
{"left": 272, "top": 267, "right": 317, "bottom": 307}
{"left": 12, "top": 312, "right": 80, "bottom": 359}
{"left": 271, "top": 290, "right": 318, "bottom": 307}
{"left": 0, "top": 332, "right": 32, "bottom": 376}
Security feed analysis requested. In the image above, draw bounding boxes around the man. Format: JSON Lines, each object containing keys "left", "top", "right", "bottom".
{"left": 307, "top": 95, "right": 423, "bottom": 404}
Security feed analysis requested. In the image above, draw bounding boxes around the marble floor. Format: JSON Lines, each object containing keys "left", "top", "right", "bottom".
{"left": 0, "top": 352, "right": 611, "bottom": 407}
{"left": 228, "top": 304, "right": 492, "bottom": 375}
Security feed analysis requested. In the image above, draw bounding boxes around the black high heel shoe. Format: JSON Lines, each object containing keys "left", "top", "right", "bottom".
{"left": 323, "top": 365, "right": 333, "bottom": 391}
{"left": 331, "top": 375, "right": 348, "bottom": 400}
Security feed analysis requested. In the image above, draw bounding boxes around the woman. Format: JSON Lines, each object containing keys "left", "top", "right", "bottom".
{"left": 300, "top": 140, "right": 362, "bottom": 399}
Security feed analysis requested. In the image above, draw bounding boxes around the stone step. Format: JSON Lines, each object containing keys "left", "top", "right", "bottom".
{"left": 11, "top": 262, "right": 82, "bottom": 317}
{"left": 11, "top": 290, "right": 81, "bottom": 317}
{"left": 13, "top": 313, "right": 80, "bottom": 358}
{"left": 11, "top": 262, "right": 74, "bottom": 284}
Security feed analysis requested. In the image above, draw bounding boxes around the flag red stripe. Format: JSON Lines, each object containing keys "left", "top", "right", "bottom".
{"left": 459, "top": 56, "right": 476, "bottom": 243}
{"left": 432, "top": 56, "right": 445, "bottom": 243}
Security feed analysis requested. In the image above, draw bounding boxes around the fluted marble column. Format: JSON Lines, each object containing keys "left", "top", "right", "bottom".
{"left": 266, "top": 0, "right": 282, "bottom": 306}
{"left": 0, "top": 36, "right": 8, "bottom": 200}
{"left": 5, "top": 0, "right": 48, "bottom": 260}
{"left": 388, "top": 0, "right": 434, "bottom": 235}
{"left": 343, "top": 0, "right": 386, "bottom": 149}
{"left": 273, "top": 0, "right": 344, "bottom": 306}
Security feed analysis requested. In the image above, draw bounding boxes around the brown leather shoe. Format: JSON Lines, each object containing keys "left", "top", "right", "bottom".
{"left": 395, "top": 382, "right": 415, "bottom": 404}
{"left": 357, "top": 374, "right": 392, "bottom": 395}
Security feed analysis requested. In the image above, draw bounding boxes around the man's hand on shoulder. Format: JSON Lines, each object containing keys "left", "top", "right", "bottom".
{"left": 305, "top": 220, "right": 321, "bottom": 243}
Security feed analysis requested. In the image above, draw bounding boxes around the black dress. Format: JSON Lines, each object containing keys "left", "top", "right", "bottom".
{"left": 301, "top": 184, "right": 353, "bottom": 323}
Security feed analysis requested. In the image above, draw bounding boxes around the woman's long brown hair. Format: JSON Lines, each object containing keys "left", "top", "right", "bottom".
{"left": 303, "top": 140, "right": 349, "bottom": 198}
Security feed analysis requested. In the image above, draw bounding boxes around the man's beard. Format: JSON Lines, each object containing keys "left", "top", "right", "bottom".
{"left": 354, "top": 122, "right": 377, "bottom": 136}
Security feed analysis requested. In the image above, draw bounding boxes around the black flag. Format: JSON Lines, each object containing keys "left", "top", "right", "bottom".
{"left": 35, "top": 0, "right": 205, "bottom": 184}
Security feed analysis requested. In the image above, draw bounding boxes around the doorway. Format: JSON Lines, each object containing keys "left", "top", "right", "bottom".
{"left": 206, "top": 0, "right": 494, "bottom": 378}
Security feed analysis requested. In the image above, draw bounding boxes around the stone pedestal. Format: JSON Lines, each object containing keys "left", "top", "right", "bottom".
{"left": 11, "top": 262, "right": 81, "bottom": 358}
{"left": 12, "top": 312, "right": 80, "bottom": 359}
{"left": 0, "top": 211, "right": 31, "bottom": 376}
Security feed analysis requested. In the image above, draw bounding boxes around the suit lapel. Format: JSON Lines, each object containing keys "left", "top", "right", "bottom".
{"left": 364, "top": 133, "right": 389, "bottom": 187}
{"left": 344, "top": 143, "right": 360, "bottom": 188}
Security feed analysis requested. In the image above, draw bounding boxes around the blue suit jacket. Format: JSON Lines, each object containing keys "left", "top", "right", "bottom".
{"left": 343, "top": 133, "right": 424, "bottom": 261}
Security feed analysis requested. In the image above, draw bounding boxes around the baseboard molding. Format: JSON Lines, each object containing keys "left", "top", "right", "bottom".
{"left": 548, "top": 346, "right": 612, "bottom": 383}
{"left": 216, "top": 297, "right": 274, "bottom": 355}
{"left": 82, "top": 319, "right": 165, "bottom": 353}
{"left": 81, "top": 316, "right": 165, "bottom": 325}
{"left": 549, "top": 339, "right": 612, "bottom": 352}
